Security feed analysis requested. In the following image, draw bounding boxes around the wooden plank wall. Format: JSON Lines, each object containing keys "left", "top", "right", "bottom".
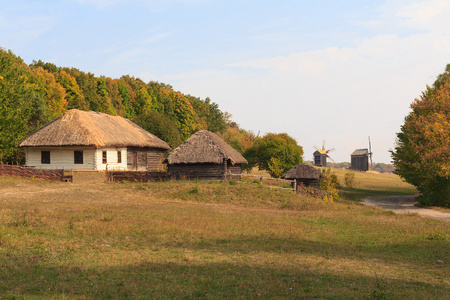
{"left": 127, "top": 148, "right": 165, "bottom": 171}
{"left": 0, "top": 165, "right": 66, "bottom": 181}
{"left": 147, "top": 151, "right": 165, "bottom": 171}
{"left": 351, "top": 156, "right": 369, "bottom": 171}
{"left": 167, "top": 163, "right": 224, "bottom": 180}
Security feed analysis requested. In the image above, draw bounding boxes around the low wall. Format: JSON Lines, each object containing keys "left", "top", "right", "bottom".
{"left": 0, "top": 165, "right": 68, "bottom": 182}
{"left": 106, "top": 171, "right": 166, "bottom": 182}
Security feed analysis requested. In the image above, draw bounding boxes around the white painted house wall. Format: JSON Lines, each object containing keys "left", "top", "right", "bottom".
{"left": 94, "top": 148, "right": 128, "bottom": 171}
{"left": 25, "top": 147, "right": 127, "bottom": 171}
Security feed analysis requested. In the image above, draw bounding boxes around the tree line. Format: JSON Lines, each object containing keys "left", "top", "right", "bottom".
{"left": 0, "top": 47, "right": 303, "bottom": 176}
{"left": 0, "top": 48, "right": 231, "bottom": 161}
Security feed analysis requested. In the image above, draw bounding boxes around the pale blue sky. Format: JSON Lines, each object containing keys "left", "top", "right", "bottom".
{"left": 2, "top": 0, "right": 450, "bottom": 163}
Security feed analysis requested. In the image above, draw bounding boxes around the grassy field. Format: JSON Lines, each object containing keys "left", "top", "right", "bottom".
{"left": 331, "top": 168, "right": 419, "bottom": 201}
{"left": 0, "top": 170, "right": 448, "bottom": 299}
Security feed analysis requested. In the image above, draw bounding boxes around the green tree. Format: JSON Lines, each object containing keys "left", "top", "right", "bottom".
{"left": 392, "top": 64, "right": 450, "bottom": 207}
{"left": 117, "top": 79, "right": 136, "bottom": 118}
{"left": 30, "top": 67, "right": 67, "bottom": 119}
{"left": 243, "top": 133, "right": 303, "bottom": 177}
{"left": 0, "top": 48, "right": 50, "bottom": 163}
{"left": 56, "top": 70, "right": 88, "bottom": 110}
{"left": 133, "top": 108, "right": 183, "bottom": 148}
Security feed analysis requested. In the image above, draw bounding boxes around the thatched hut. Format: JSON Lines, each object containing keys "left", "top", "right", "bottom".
{"left": 19, "top": 109, "right": 170, "bottom": 171}
{"left": 165, "top": 130, "right": 248, "bottom": 180}
{"left": 282, "top": 164, "right": 323, "bottom": 188}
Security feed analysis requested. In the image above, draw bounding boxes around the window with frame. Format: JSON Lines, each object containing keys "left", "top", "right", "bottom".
{"left": 102, "top": 151, "right": 107, "bottom": 164}
{"left": 117, "top": 151, "right": 122, "bottom": 164}
{"left": 74, "top": 151, "right": 83, "bottom": 164}
{"left": 41, "top": 151, "right": 50, "bottom": 164}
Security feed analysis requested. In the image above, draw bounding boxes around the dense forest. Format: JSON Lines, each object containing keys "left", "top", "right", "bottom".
{"left": 0, "top": 48, "right": 256, "bottom": 164}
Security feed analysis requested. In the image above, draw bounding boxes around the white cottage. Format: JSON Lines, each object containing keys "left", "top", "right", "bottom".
{"left": 19, "top": 109, "right": 170, "bottom": 171}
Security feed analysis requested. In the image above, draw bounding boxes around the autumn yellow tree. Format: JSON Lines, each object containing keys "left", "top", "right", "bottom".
{"left": 392, "top": 64, "right": 450, "bottom": 207}
{"left": 31, "top": 67, "right": 67, "bottom": 119}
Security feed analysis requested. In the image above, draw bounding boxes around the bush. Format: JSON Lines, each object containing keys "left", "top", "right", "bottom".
{"left": 319, "top": 169, "right": 340, "bottom": 202}
{"left": 344, "top": 172, "right": 356, "bottom": 188}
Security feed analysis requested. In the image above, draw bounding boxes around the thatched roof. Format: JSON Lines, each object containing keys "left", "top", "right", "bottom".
{"left": 165, "top": 130, "right": 248, "bottom": 165}
{"left": 282, "top": 164, "right": 323, "bottom": 180}
{"left": 19, "top": 109, "right": 170, "bottom": 150}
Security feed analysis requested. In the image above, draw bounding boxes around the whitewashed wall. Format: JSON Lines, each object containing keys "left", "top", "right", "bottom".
{"left": 25, "top": 147, "right": 96, "bottom": 170}
{"left": 24, "top": 147, "right": 128, "bottom": 171}
{"left": 94, "top": 148, "right": 128, "bottom": 171}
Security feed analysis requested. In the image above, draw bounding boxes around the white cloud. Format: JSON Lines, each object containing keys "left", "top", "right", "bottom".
{"left": 396, "top": 0, "right": 450, "bottom": 29}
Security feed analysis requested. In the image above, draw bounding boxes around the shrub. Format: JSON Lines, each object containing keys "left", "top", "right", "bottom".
{"left": 344, "top": 172, "right": 356, "bottom": 188}
{"left": 319, "top": 169, "right": 340, "bottom": 202}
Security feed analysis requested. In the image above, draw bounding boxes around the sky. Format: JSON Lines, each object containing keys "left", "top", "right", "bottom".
{"left": 2, "top": 0, "right": 450, "bottom": 163}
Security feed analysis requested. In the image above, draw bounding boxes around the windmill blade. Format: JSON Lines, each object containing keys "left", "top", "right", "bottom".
{"left": 314, "top": 145, "right": 320, "bottom": 151}
{"left": 326, "top": 148, "right": 335, "bottom": 153}
{"left": 322, "top": 140, "right": 326, "bottom": 151}
{"left": 327, "top": 155, "right": 335, "bottom": 163}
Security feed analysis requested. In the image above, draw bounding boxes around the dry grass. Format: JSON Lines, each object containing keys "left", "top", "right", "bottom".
{"left": 0, "top": 172, "right": 448, "bottom": 299}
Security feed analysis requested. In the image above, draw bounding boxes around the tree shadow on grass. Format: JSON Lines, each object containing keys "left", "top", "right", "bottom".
{"left": 0, "top": 256, "right": 446, "bottom": 299}
{"left": 340, "top": 187, "right": 418, "bottom": 202}
{"left": 1, "top": 235, "right": 448, "bottom": 299}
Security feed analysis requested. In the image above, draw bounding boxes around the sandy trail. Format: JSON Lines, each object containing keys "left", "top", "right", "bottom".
{"left": 363, "top": 195, "right": 450, "bottom": 221}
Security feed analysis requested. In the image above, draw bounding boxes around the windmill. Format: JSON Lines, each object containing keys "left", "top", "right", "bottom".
{"left": 313, "top": 140, "right": 335, "bottom": 167}
{"left": 350, "top": 138, "right": 373, "bottom": 171}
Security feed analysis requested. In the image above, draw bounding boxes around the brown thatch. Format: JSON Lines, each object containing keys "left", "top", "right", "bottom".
{"left": 165, "top": 130, "right": 248, "bottom": 165}
{"left": 19, "top": 109, "right": 170, "bottom": 150}
{"left": 282, "top": 164, "right": 323, "bottom": 180}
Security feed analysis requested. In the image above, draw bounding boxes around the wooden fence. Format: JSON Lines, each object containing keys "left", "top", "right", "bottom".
{"left": 0, "top": 164, "right": 72, "bottom": 182}
{"left": 228, "top": 173, "right": 297, "bottom": 192}
{"left": 106, "top": 170, "right": 166, "bottom": 182}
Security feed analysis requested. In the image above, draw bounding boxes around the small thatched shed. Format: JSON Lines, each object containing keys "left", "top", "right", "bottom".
{"left": 19, "top": 109, "right": 170, "bottom": 171}
{"left": 165, "top": 130, "right": 248, "bottom": 180}
{"left": 282, "top": 164, "right": 323, "bottom": 188}
{"left": 350, "top": 149, "right": 369, "bottom": 171}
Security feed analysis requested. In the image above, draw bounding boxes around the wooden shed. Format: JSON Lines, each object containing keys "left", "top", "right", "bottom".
{"left": 19, "top": 109, "right": 170, "bottom": 171}
{"left": 313, "top": 150, "right": 327, "bottom": 167}
{"left": 282, "top": 164, "right": 323, "bottom": 189}
{"left": 350, "top": 149, "right": 369, "bottom": 171}
{"left": 165, "top": 130, "right": 248, "bottom": 180}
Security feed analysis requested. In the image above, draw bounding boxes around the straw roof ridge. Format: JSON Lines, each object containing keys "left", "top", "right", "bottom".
{"left": 19, "top": 109, "right": 170, "bottom": 149}
{"left": 282, "top": 164, "right": 323, "bottom": 180}
{"left": 166, "top": 130, "right": 248, "bottom": 165}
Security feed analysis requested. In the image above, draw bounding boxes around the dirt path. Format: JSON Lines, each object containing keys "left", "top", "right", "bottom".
{"left": 363, "top": 195, "right": 450, "bottom": 222}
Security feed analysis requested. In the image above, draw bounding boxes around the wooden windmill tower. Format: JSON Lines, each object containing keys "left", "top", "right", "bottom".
{"left": 313, "top": 140, "right": 335, "bottom": 167}
{"left": 350, "top": 137, "right": 373, "bottom": 171}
